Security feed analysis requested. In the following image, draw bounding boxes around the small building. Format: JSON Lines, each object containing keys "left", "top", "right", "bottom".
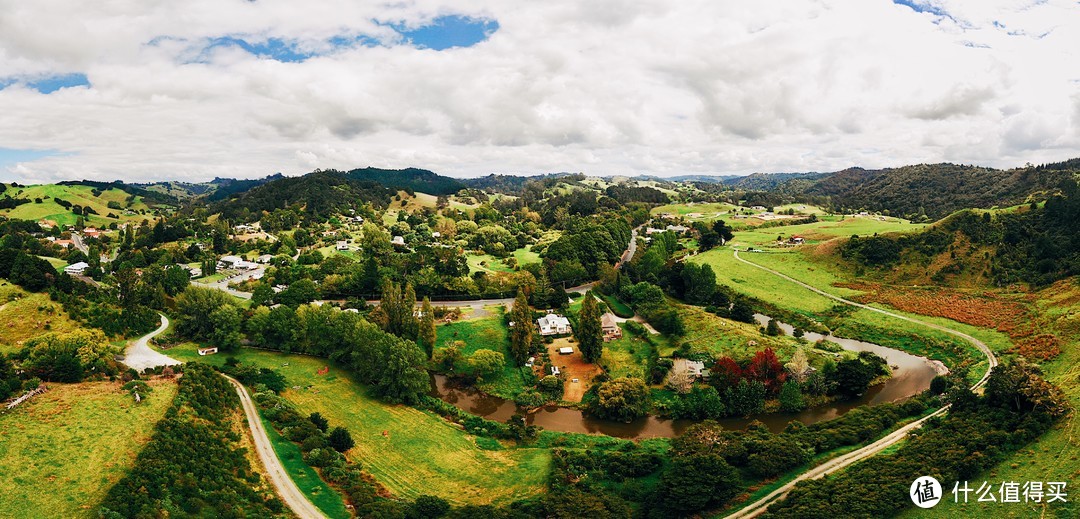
{"left": 198, "top": 347, "right": 219, "bottom": 356}
{"left": 64, "top": 261, "right": 89, "bottom": 275}
{"left": 256, "top": 254, "right": 273, "bottom": 264}
{"left": 82, "top": 227, "right": 101, "bottom": 238}
{"left": 751, "top": 206, "right": 766, "bottom": 211}
{"left": 665, "top": 224, "right": 689, "bottom": 233}
{"left": 391, "top": 236, "right": 406, "bottom": 247}
{"left": 558, "top": 346, "right": 574, "bottom": 355}
{"left": 550, "top": 366, "right": 561, "bottom": 376}
{"left": 53, "top": 239, "right": 75, "bottom": 248}
{"left": 601, "top": 313, "right": 622, "bottom": 341}
{"left": 525, "top": 356, "right": 535, "bottom": 367}
{"left": 431, "top": 231, "right": 441, "bottom": 239}
{"left": 538, "top": 313, "right": 572, "bottom": 336}
{"left": 672, "top": 358, "right": 709, "bottom": 379}
{"left": 336, "top": 241, "right": 350, "bottom": 251}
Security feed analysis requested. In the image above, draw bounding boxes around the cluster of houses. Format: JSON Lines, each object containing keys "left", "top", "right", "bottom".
{"left": 645, "top": 224, "right": 689, "bottom": 235}
{"left": 217, "top": 255, "right": 260, "bottom": 271}
{"left": 534, "top": 310, "right": 623, "bottom": 342}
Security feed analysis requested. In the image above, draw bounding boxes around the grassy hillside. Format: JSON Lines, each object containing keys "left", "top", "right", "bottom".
{"left": 160, "top": 344, "right": 551, "bottom": 506}
{"left": 0, "top": 283, "right": 84, "bottom": 354}
{"left": 0, "top": 379, "right": 178, "bottom": 518}
{"left": 0, "top": 184, "right": 155, "bottom": 227}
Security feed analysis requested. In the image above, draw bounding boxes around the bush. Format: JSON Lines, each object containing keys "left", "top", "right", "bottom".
{"left": 328, "top": 426, "right": 355, "bottom": 452}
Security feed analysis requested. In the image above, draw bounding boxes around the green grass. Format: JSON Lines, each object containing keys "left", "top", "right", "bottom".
{"left": 600, "top": 324, "right": 651, "bottom": 379}
{"left": 0, "top": 379, "right": 178, "bottom": 518}
{"left": 259, "top": 414, "right": 349, "bottom": 518}
{"left": 0, "top": 285, "right": 85, "bottom": 354}
{"left": 163, "top": 344, "right": 550, "bottom": 505}
{"left": 512, "top": 246, "right": 541, "bottom": 266}
{"left": 434, "top": 310, "right": 530, "bottom": 398}
{"left": 677, "top": 305, "right": 808, "bottom": 362}
{"left": 0, "top": 184, "right": 155, "bottom": 227}
{"left": 599, "top": 294, "right": 634, "bottom": 318}
{"left": 466, "top": 253, "right": 515, "bottom": 274}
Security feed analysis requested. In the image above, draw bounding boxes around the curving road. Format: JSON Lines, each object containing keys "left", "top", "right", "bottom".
{"left": 225, "top": 375, "right": 325, "bottom": 519}
{"left": 122, "top": 317, "right": 324, "bottom": 519}
{"left": 724, "top": 250, "right": 998, "bottom": 519}
{"left": 122, "top": 314, "right": 181, "bottom": 372}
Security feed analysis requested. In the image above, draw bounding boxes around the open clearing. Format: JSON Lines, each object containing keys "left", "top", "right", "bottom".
{"left": 545, "top": 338, "right": 601, "bottom": 402}
{"left": 162, "top": 344, "right": 550, "bottom": 506}
{"left": 0, "top": 379, "right": 177, "bottom": 518}
{"left": 0, "top": 284, "right": 84, "bottom": 354}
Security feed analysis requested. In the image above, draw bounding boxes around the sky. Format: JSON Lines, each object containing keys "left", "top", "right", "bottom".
{"left": 1, "top": 0, "right": 1079, "bottom": 183}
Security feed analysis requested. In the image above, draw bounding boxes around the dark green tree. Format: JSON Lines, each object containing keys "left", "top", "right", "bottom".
{"left": 576, "top": 292, "right": 604, "bottom": 363}
{"left": 328, "top": 426, "right": 355, "bottom": 452}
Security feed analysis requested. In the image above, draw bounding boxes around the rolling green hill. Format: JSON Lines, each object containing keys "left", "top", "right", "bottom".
{"left": 0, "top": 184, "right": 161, "bottom": 227}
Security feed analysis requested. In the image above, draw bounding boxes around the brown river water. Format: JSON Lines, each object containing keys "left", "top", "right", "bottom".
{"left": 430, "top": 314, "right": 941, "bottom": 438}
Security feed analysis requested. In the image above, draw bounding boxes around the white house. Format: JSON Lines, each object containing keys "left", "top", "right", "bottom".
{"left": 256, "top": 254, "right": 273, "bottom": 264}
{"left": 391, "top": 236, "right": 406, "bottom": 247}
{"left": 672, "top": 358, "right": 709, "bottom": 379}
{"left": 538, "top": 313, "right": 572, "bottom": 336}
{"left": 336, "top": 241, "right": 350, "bottom": 251}
{"left": 64, "top": 262, "right": 89, "bottom": 275}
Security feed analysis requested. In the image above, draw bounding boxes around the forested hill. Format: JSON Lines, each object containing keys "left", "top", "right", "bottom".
{"left": 804, "top": 163, "right": 1074, "bottom": 219}
{"left": 213, "top": 170, "right": 394, "bottom": 221}
{"left": 840, "top": 178, "right": 1080, "bottom": 287}
{"left": 344, "top": 167, "right": 465, "bottom": 195}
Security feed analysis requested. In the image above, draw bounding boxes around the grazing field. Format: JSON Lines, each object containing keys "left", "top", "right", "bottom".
{"left": 0, "top": 285, "right": 84, "bottom": 354}
{"left": 434, "top": 310, "right": 529, "bottom": 399}
{"left": 466, "top": 253, "right": 514, "bottom": 274}
{"left": 0, "top": 184, "right": 155, "bottom": 227}
{"left": 599, "top": 324, "right": 658, "bottom": 379}
{"left": 0, "top": 379, "right": 178, "bottom": 518}
{"left": 512, "top": 246, "right": 541, "bottom": 266}
{"left": 676, "top": 304, "right": 803, "bottom": 361}
{"left": 161, "top": 345, "right": 550, "bottom": 505}
{"left": 651, "top": 202, "right": 740, "bottom": 219}
{"left": 599, "top": 293, "right": 634, "bottom": 318}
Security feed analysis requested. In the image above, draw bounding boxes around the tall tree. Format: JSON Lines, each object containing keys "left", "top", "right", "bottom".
{"left": 418, "top": 296, "right": 436, "bottom": 359}
{"left": 509, "top": 289, "right": 533, "bottom": 365}
{"left": 577, "top": 292, "right": 604, "bottom": 363}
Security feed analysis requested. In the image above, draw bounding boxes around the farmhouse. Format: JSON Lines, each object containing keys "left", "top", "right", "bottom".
{"left": 82, "top": 227, "right": 101, "bottom": 238}
{"left": 198, "top": 347, "right": 218, "bottom": 356}
{"left": 336, "top": 241, "right": 350, "bottom": 251}
{"left": 601, "top": 313, "right": 622, "bottom": 341}
{"left": 537, "top": 313, "right": 572, "bottom": 336}
{"left": 64, "top": 262, "right": 89, "bottom": 275}
{"left": 256, "top": 254, "right": 273, "bottom": 264}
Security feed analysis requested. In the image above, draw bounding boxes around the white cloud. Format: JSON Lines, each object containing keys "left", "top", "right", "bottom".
{"left": 1, "top": 0, "right": 1079, "bottom": 183}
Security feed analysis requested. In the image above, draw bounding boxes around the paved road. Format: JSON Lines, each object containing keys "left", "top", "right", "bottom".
{"left": 724, "top": 250, "right": 998, "bottom": 518}
{"left": 225, "top": 375, "right": 325, "bottom": 519}
{"left": 121, "top": 314, "right": 181, "bottom": 372}
{"left": 71, "top": 233, "right": 90, "bottom": 255}
{"left": 121, "top": 316, "right": 324, "bottom": 518}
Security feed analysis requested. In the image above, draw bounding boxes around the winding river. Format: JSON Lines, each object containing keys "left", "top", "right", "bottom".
{"left": 431, "top": 314, "right": 943, "bottom": 438}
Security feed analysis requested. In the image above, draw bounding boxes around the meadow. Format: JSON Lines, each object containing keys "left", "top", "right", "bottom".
{"left": 161, "top": 344, "right": 551, "bottom": 506}
{"left": 0, "top": 283, "right": 84, "bottom": 354}
{"left": 434, "top": 309, "right": 530, "bottom": 399}
{"left": 0, "top": 184, "right": 155, "bottom": 227}
{"left": 0, "top": 379, "right": 178, "bottom": 518}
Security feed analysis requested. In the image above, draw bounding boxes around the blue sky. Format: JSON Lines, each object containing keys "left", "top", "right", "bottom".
{"left": 396, "top": 15, "right": 499, "bottom": 50}
{"left": 198, "top": 15, "right": 497, "bottom": 63}
{"left": 0, "top": 148, "right": 63, "bottom": 173}
{"left": 0, "top": 73, "right": 90, "bottom": 94}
